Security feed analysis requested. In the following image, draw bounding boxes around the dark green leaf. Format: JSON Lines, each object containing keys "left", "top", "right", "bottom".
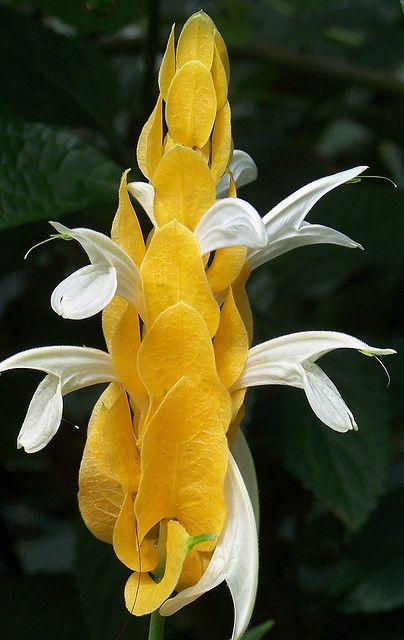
{"left": 242, "top": 620, "right": 275, "bottom": 639}
{"left": 330, "top": 489, "right": 404, "bottom": 612}
{"left": 0, "top": 111, "right": 121, "bottom": 228}
{"left": 267, "top": 352, "right": 392, "bottom": 530}
{"left": 0, "top": 5, "right": 122, "bottom": 134}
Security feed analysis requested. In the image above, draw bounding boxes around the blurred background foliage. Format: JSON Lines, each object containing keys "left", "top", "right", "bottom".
{"left": 0, "top": 0, "right": 403, "bottom": 638}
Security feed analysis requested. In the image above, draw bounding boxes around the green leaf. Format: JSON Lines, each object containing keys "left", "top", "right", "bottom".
{"left": 74, "top": 520, "right": 149, "bottom": 640}
{"left": 267, "top": 352, "right": 392, "bottom": 530}
{"left": 0, "top": 5, "right": 122, "bottom": 134}
{"left": 0, "top": 112, "right": 122, "bottom": 228}
{"left": 330, "top": 489, "right": 404, "bottom": 613}
{"left": 242, "top": 620, "right": 275, "bottom": 639}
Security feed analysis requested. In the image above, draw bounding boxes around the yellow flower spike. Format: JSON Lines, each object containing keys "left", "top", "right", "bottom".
{"left": 176, "top": 11, "right": 215, "bottom": 69}
{"left": 112, "top": 170, "right": 146, "bottom": 267}
{"left": 140, "top": 220, "right": 220, "bottom": 336}
{"left": 211, "top": 101, "right": 232, "bottom": 183}
{"left": 103, "top": 387, "right": 140, "bottom": 491}
{"left": 211, "top": 45, "right": 228, "bottom": 111}
{"left": 135, "top": 377, "right": 228, "bottom": 547}
{"left": 166, "top": 60, "right": 217, "bottom": 148}
{"left": 213, "top": 288, "right": 249, "bottom": 389}
{"left": 153, "top": 146, "right": 216, "bottom": 230}
{"left": 113, "top": 491, "right": 158, "bottom": 572}
{"left": 158, "top": 24, "right": 176, "bottom": 101}
{"left": 124, "top": 520, "right": 193, "bottom": 616}
{"left": 206, "top": 246, "right": 247, "bottom": 293}
{"left": 137, "top": 94, "right": 163, "bottom": 180}
{"left": 214, "top": 28, "right": 230, "bottom": 81}
{"left": 109, "top": 302, "right": 148, "bottom": 414}
{"left": 137, "top": 302, "right": 231, "bottom": 426}
{"left": 78, "top": 383, "right": 124, "bottom": 544}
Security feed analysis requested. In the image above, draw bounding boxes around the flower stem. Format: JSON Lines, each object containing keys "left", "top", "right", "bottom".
{"left": 148, "top": 609, "right": 165, "bottom": 640}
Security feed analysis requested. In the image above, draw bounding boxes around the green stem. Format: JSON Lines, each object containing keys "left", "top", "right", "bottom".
{"left": 148, "top": 609, "right": 165, "bottom": 640}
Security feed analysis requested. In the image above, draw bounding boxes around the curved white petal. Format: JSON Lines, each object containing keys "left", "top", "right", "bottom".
{"left": 248, "top": 166, "right": 367, "bottom": 269}
{"left": 51, "top": 264, "right": 117, "bottom": 319}
{"left": 301, "top": 363, "right": 357, "bottom": 432}
{"left": 0, "top": 346, "right": 117, "bottom": 452}
{"left": 160, "top": 453, "right": 258, "bottom": 640}
{"left": 49, "top": 221, "right": 143, "bottom": 317}
{"left": 233, "top": 331, "right": 395, "bottom": 432}
{"left": 216, "top": 150, "right": 258, "bottom": 198}
{"left": 231, "top": 429, "right": 260, "bottom": 530}
{"left": 194, "top": 198, "right": 267, "bottom": 255}
{"left": 17, "top": 374, "right": 63, "bottom": 453}
{"left": 127, "top": 181, "right": 157, "bottom": 226}
{"left": 237, "top": 331, "right": 395, "bottom": 375}
{"left": 0, "top": 345, "right": 116, "bottom": 394}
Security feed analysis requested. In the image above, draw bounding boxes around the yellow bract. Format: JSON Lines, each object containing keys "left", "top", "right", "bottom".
{"left": 141, "top": 220, "right": 220, "bottom": 336}
{"left": 124, "top": 520, "right": 191, "bottom": 616}
{"left": 137, "top": 94, "right": 163, "bottom": 180}
{"left": 113, "top": 492, "right": 158, "bottom": 572}
{"left": 112, "top": 171, "right": 145, "bottom": 267}
{"left": 78, "top": 383, "right": 125, "bottom": 543}
{"left": 176, "top": 10, "right": 215, "bottom": 69}
{"left": 158, "top": 24, "right": 176, "bottom": 101}
{"left": 138, "top": 302, "right": 231, "bottom": 426}
{"left": 214, "top": 288, "right": 249, "bottom": 389}
{"left": 211, "top": 101, "right": 232, "bottom": 182}
{"left": 153, "top": 146, "right": 216, "bottom": 229}
{"left": 135, "top": 377, "right": 228, "bottom": 546}
{"left": 166, "top": 60, "right": 217, "bottom": 148}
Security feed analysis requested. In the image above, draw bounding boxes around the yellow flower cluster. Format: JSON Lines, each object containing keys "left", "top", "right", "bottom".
{"left": 78, "top": 11, "right": 251, "bottom": 616}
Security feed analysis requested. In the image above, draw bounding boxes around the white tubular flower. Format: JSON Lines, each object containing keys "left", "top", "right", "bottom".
{"left": 160, "top": 451, "right": 258, "bottom": 640}
{"left": 233, "top": 331, "right": 396, "bottom": 433}
{"left": 194, "top": 197, "right": 268, "bottom": 255}
{"left": 127, "top": 181, "right": 157, "bottom": 227}
{"left": 216, "top": 150, "right": 258, "bottom": 198}
{"left": 49, "top": 221, "right": 144, "bottom": 320}
{"left": 0, "top": 346, "right": 116, "bottom": 453}
{"left": 247, "top": 166, "right": 367, "bottom": 270}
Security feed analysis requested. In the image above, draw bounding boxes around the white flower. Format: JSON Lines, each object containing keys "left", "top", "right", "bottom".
{"left": 247, "top": 166, "right": 366, "bottom": 270}
{"left": 193, "top": 198, "right": 268, "bottom": 255}
{"left": 0, "top": 346, "right": 116, "bottom": 452}
{"left": 49, "top": 221, "right": 144, "bottom": 320}
{"left": 216, "top": 150, "right": 258, "bottom": 198}
{"left": 160, "top": 435, "right": 258, "bottom": 640}
{"left": 233, "top": 331, "right": 396, "bottom": 433}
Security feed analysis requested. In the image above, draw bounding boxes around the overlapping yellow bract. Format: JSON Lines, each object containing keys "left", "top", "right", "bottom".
{"left": 80, "top": 10, "right": 254, "bottom": 617}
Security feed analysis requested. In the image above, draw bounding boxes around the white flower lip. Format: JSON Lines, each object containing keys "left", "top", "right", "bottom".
{"left": 0, "top": 346, "right": 116, "bottom": 452}
{"left": 49, "top": 221, "right": 144, "bottom": 320}
{"left": 247, "top": 166, "right": 367, "bottom": 270}
{"left": 194, "top": 197, "right": 268, "bottom": 255}
{"left": 216, "top": 150, "right": 258, "bottom": 198}
{"left": 233, "top": 331, "right": 396, "bottom": 433}
{"left": 127, "top": 181, "right": 157, "bottom": 227}
{"left": 160, "top": 451, "right": 258, "bottom": 640}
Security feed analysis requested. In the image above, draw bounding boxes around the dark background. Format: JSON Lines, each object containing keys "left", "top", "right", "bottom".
{"left": 0, "top": 1, "right": 403, "bottom": 638}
